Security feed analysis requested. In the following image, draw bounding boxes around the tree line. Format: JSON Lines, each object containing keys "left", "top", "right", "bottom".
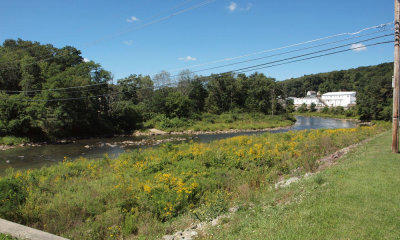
{"left": 0, "top": 39, "right": 394, "bottom": 140}
{"left": 278, "top": 62, "right": 394, "bottom": 120}
{"left": 0, "top": 39, "right": 289, "bottom": 140}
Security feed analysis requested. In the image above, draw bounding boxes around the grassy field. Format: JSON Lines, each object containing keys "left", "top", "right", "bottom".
{"left": 143, "top": 112, "right": 295, "bottom": 132}
{"left": 0, "top": 123, "right": 389, "bottom": 239}
{"left": 203, "top": 130, "right": 400, "bottom": 239}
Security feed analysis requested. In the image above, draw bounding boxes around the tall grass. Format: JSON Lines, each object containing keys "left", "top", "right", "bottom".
{"left": 0, "top": 122, "right": 389, "bottom": 239}
{"left": 144, "top": 112, "right": 295, "bottom": 132}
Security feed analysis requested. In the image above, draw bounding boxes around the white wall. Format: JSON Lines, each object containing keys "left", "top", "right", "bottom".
{"left": 321, "top": 93, "right": 356, "bottom": 107}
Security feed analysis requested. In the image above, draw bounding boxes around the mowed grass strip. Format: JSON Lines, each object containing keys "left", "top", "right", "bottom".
{"left": 204, "top": 130, "right": 400, "bottom": 240}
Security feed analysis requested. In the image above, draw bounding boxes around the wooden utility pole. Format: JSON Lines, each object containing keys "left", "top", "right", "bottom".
{"left": 393, "top": 0, "right": 400, "bottom": 153}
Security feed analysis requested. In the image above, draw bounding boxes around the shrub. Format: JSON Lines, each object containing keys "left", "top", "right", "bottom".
{"left": 0, "top": 178, "right": 27, "bottom": 220}
{"left": 321, "top": 106, "right": 329, "bottom": 114}
{"left": 310, "top": 103, "right": 317, "bottom": 112}
{"left": 297, "top": 103, "right": 308, "bottom": 113}
{"left": 0, "top": 136, "right": 29, "bottom": 146}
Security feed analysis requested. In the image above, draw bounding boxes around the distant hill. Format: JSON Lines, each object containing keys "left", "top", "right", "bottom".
{"left": 278, "top": 62, "right": 394, "bottom": 120}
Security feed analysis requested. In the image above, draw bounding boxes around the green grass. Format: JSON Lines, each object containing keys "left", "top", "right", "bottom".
{"left": 144, "top": 112, "right": 295, "bottom": 132}
{"left": 203, "top": 130, "right": 400, "bottom": 239}
{"left": 0, "top": 234, "right": 19, "bottom": 240}
{"left": 0, "top": 124, "right": 389, "bottom": 240}
{"left": 0, "top": 136, "right": 29, "bottom": 146}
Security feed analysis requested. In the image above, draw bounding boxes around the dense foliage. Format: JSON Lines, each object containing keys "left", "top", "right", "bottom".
{"left": 0, "top": 39, "right": 112, "bottom": 139}
{"left": 0, "top": 39, "right": 394, "bottom": 140}
{"left": 279, "top": 62, "right": 394, "bottom": 120}
{"left": 0, "top": 39, "right": 289, "bottom": 140}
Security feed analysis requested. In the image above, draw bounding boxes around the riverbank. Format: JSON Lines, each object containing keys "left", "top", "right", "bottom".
{"left": 0, "top": 137, "right": 31, "bottom": 151}
{"left": 143, "top": 113, "right": 295, "bottom": 133}
{"left": 204, "top": 130, "right": 400, "bottom": 239}
{"left": 0, "top": 122, "right": 389, "bottom": 239}
{"left": 133, "top": 125, "right": 292, "bottom": 137}
{"left": 294, "top": 111, "right": 360, "bottom": 120}
{"left": 0, "top": 114, "right": 295, "bottom": 151}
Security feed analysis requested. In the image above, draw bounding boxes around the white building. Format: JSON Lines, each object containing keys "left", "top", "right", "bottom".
{"left": 292, "top": 97, "right": 322, "bottom": 106}
{"left": 321, "top": 91, "right": 356, "bottom": 107}
{"left": 289, "top": 91, "right": 356, "bottom": 108}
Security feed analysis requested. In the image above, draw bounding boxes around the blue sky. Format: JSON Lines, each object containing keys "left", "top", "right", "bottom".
{"left": 0, "top": 0, "right": 395, "bottom": 82}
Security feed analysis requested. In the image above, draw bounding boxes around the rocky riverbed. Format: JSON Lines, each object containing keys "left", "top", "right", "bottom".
{"left": 133, "top": 126, "right": 292, "bottom": 137}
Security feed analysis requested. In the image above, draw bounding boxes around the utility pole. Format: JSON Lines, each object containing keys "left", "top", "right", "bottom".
{"left": 393, "top": 0, "right": 400, "bottom": 153}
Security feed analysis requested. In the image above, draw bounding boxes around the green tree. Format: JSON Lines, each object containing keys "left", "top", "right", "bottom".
{"left": 165, "top": 91, "right": 193, "bottom": 118}
{"left": 310, "top": 102, "right": 317, "bottom": 112}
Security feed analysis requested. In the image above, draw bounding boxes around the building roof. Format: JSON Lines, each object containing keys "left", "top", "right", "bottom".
{"left": 293, "top": 97, "right": 319, "bottom": 100}
{"left": 322, "top": 91, "right": 356, "bottom": 96}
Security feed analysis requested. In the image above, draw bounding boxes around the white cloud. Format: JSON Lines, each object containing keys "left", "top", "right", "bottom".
{"left": 83, "top": 58, "right": 90, "bottom": 62}
{"left": 227, "top": 2, "right": 252, "bottom": 12}
{"left": 350, "top": 43, "right": 367, "bottom": 52}
{"left": 123, "top": 40, "right": 133, "bottom": 46}
{"left": 227, "top": 2, "right": 237, "bottom": 12}
{"left": 243, "top": 3, "right": 253, "bottom": 11}
{"left": 178, "top": 56, "right": 197, "bottom": 61}
{"left": 126, "top": 16, "right": 139, "bottom": 23}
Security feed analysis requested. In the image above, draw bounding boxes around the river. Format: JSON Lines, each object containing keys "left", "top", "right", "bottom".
{"left": 0, "top": 116, "right": 356, "bottom": 174}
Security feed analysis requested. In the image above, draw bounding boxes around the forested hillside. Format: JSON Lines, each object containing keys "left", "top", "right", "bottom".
{"left": 0, "top": 39, "right": 289, "bottom": 140}
{"left": 278, "top": 62, "right": 393, "bottom": 120}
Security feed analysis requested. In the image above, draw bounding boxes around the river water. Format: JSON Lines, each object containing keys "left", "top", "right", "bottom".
{"left": 0, "top": 116, "right": 356, "bottom": 174}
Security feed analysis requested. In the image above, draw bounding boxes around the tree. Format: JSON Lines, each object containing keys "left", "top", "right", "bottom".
{"left": 297, "top": 103, "right": 308, "bottom": 113}
{"left": 153, "top": 71, "right": 171, "bottom": 88}
{"left": 177, "top": 69, "right": 195, "bottom": 96}
{"left": 165, "top": 91, "right": 193, "bottom": 118}
{"left": 310, "top": 102, "right": 317, "bottom": 112}
{"left": 205, "top": 73, "right": 239, "bottom": 113}
{"left": 188, "top": 78, "right": 207, "bottom": 112}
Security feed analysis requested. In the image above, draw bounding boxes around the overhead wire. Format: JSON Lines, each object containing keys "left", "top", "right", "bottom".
{"left": 237, "top": 41, "right": 394, "bottom": 74}
{"left": 2, "top": 40, "right": 392, "bottom": 102}
{"left": 163, "top": 21, "right": 394, "bottom": 74}
{"left": 168, "top": 30, "right": 394, "bottom": 78}
{"left": 227, "top": 35, "right": 393, "bottom": 73}
{"left": 0, "top": 0, "right": 216, "bottom": 70}
{"left": 0, "top": 24, "right": 394, "bottom": 94}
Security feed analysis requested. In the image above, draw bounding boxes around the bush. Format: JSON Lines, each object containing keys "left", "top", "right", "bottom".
{"left": 0, "top": 178, "right": 27, "bottom": 220}
{"left": 148, "top": 115, "right": 192, "bottom": 130}
{"left": 321, "top": 106, "right": 329, "bottom": 113}
{"left": 0, "top": 136, "right": 29, "bottom": 146}
{"left": 110, "top": 101, "right": 143, "bottom": 132}
{"left": 297, "top": 103, "right": 308, "bottom": 113}
{"left": 310, "top": 103, "right": 317, "bottom": 112}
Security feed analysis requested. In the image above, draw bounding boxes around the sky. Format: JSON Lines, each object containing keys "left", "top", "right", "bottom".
{"left": 0, "top": 0, "right": 395, "bottom": 82}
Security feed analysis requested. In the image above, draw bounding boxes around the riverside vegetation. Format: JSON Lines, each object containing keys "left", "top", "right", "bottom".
{"left": 0, "top": 122, "right": 389, "bottom": 239}
{"left": 143, "top": 112, "right": 294, "bottom": 132}
{"left": 0, "top": 39, "right": 394, "bottom": 143}
{"left": 204, "top": 130, "right": 400, "bottom": 239}
{"left": 0, "top": 39, "right": 293, "bottom": 142}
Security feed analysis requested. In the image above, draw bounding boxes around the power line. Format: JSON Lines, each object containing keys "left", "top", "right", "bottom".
{"left": 0, "top": 0, "right": 197, "bottom": 55}
{"left": 0, "top": 23, "right": 392, "bottom": 94}
{"left": 163, "top": 21, "right": 394, "bottom": 74}
{"left": 229, "top": 36, "right": 393, "bottom": 73}
{"left": 2, "top": 41, "right": 392, "bottom": 102}
{"left": 237, "top": 41, "right": 394, "bottom": 74}
{"left": 81, "top": 0, "right": 216, "bottom": 48}
{"left": 3, "top": 82, "right": 109, "bottom": 93}
{"left": 0, "top": 0, "right": 216, "bottom": 70}
{"left": 169, "top": 31, "right": 394, "bottom": 77}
